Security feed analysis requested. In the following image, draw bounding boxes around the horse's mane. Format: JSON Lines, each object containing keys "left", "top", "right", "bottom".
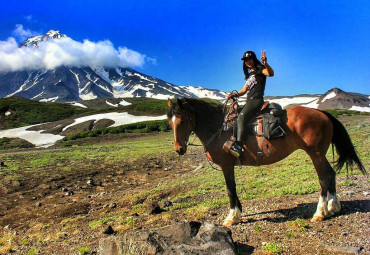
{"left": 167, "top": 98, "right": 224, "bottom": 133}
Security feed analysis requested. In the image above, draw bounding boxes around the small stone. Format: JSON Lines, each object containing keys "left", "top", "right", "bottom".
{"left": 61, "top": 187, "right": 69, "bottom": 192}
{"left": 149, "top": 201, "right": 162, "bottom": 215}
{"left": 164, "top": 168, "right": 169, "bottom": 171}
{"left": 65, "top": 191, "right": 74, "bottom": 196}
{"left": 164, "top": 201, "right": 173, "bottom": 208}
{"left": 36, "top": 202, "right": 42, "bottom": 207}
{"left": 103, "top": 225, "right": 115, "bottom": 235}
{"left": 344, "top": 190, "right": 354, "bottom": 196}
{"left": 87, "top": 179, "right": 95, "bottom": 186}
{"left": 109, "top": 203, "right": 117, "bottom": 209}
{"left": 363, "top": 191, "right": 369, "bottom": 196}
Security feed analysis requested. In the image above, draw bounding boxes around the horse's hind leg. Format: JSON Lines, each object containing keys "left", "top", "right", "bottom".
{"left": 327, "top": 163, "right": 341, "bottom": 215}
{"left": 309, "top": 154, "right": 338, "bottom": 222}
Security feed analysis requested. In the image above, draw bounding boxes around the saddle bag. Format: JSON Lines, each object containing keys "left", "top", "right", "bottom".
{"left": 262, "top": 114, "right": 285, "bottom": 139}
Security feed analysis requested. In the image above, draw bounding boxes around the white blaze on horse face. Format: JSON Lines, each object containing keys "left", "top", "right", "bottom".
{"left": 172, "top": 115, "right": 178, "bottom": 143}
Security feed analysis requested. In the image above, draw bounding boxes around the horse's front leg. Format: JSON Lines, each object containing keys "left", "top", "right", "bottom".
{"left": 222, "top": 164, "right": 242, "bottom": 226}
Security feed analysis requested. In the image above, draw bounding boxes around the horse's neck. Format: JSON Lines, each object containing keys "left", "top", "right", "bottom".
{"left": 190, "top": 103, "right": 223, "bottom": 148}
{"left": 194, "top": 125, "right": 220, "bottom": 149}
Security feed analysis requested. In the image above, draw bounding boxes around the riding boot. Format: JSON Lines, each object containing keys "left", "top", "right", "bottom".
{"left": 230, "top": 141, "right": 243, "bottom": 158}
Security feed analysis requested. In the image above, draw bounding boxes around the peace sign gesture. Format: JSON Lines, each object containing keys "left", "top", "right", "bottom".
{"left": 260, "top": 50, "right": 267, "bottom": 65}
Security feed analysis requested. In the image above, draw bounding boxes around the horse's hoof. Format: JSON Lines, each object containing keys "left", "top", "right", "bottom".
{"left": 327, "top": 210, "right": 335, "bottom": 217}
{"left": 223, "top": 219, "right": 235, "bottom": 226}
{"left": 310, "top": 216, "right": 324, "bottom": 222}
{"left": 328, "top": 201, "right": 341, "bottom": 213}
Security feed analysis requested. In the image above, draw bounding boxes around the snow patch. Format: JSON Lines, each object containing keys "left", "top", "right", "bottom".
{"left": 322, "top": 92, "right": 337, "bottom": 102}
{"left": 133, "top": 73, "right": 153, "bottom": 82}
{"left": 269, "top": 97, "right": 319, "bottom": 108}
{"left": 54, "top": 79, "right": 62, "bottom": 85}
{"left": 119, "top": 100, "right": 131, "bottom": 106}
{"left": 70, "top": 70, "right": 80, "bottom": 84}
{"left": 349, "top": 106, "right": 370, "bottom": 112}
{"left": 6, "top": 72, "right": 34, "bottom": 97}
{"left": 106, "top": 100, "right": 118, "bottom": 107}
{"left": 71, "top": 103, "right": 87, "bottom": 108}
{"left": 39, "top": 96, "right": 59, "bottom": 102}
{"left": 302, "top": 99, "right": 320, "bottom": 109}
{"left": 62, "top": 112, "right": 166, "bottom": 131}
{"left": 0, "top": 125, "right": 64, "bottom": 148}
{"left": 79, "top": 92, "right": 97, "bottom": 100}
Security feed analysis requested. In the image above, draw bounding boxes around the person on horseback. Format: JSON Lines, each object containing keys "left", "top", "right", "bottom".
{"left": 227, "top": 50, "right": 274, "bottom": 157}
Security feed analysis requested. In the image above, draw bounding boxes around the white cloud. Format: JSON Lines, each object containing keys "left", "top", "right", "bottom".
{"left": 0, "top": 28, "right": 155, "bottom": 72}
{"left": 12, "top": 24, "right": 39, "bottom": 41}
{"left": 24, "top": 15, "right": 33, "bottom": 21}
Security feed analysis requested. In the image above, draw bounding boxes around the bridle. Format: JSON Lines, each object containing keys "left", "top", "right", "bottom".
{"left": 182, "top": 111, "right": 195, "bottom": 147}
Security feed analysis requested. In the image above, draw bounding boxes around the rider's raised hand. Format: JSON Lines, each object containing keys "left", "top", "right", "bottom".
{"left": 261, "top": 50, "right": 267, "bottom": 65}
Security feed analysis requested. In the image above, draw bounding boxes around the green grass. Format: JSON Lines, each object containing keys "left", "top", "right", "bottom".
{"left": 253, "top": 224, "right": 262, "bottom": 232}
{"left": 288, "top": 218, "right": 310, "bottom": 232}
{"left": 26, "top": 248, "right": 38, "bottom": 255}
{"left": 0, "top": 135, "right": 174, "bottom": 176}
{"left": 0, "top": 96, "right": 90, "bottom": 129}
{"left": 77, "top": 247, "right": 91, "bottom": 255}
{"left": 21, "top": 239, "right": 29, "bottom": 246}
{"left": 60, "top": 119, "right": 170, "bottom": 142}
{"left": 89, "top": 216, "right": 120, "bottom": 229}
{"left": 262, "top": 242, "right": 282, "bottom": 254}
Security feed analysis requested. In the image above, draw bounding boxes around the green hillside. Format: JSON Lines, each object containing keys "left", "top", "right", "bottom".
{"left": 0, "top": 97, "right": 91, "bottom": 129}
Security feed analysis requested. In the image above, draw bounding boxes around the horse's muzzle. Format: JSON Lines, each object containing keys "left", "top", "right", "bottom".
{"left": 176, "top": 147, "right": 186, "bottom": 155}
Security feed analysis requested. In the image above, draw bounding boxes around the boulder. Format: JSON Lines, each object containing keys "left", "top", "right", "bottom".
{"left": 99, "top": 221, "right": 235, "bottom": 255}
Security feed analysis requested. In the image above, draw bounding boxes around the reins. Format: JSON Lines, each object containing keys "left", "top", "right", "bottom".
{"left": 196, "top": 94, "right": 240, "bottom": 171}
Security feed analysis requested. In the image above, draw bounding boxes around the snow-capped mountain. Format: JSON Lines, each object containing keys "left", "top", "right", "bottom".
{"left": 20, "top": 30, "right": 67, "bottom": 47}
{"left": 0, "top": 30, "right": 227, "bottom": 102}
{"left": 266, "top": 88, "right": 370, "bottom": 112}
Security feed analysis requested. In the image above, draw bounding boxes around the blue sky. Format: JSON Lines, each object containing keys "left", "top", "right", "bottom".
{"left": 0, "top": 0, "right": 369, "bottom": 96}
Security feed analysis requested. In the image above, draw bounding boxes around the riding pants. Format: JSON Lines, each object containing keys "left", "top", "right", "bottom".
{"left": 236, "top": 98, "right": 263, "bottom": 143}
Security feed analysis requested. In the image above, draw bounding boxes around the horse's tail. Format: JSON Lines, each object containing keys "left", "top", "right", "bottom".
{"left": 321, "top": 111, "right": 366, "bottom": 174}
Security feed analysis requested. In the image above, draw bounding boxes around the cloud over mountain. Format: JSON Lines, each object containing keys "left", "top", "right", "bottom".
{"left": 12, "top": 24, "right": 39, "bottom": 41}
{"left": 0, "top": 26, "right": 152, "bottom": 73}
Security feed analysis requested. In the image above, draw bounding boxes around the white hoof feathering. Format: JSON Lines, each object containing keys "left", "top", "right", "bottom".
{"left": 313, "top": 194, "right": 329, "bottom": 219}
{"left": 328, "top": 193, "right": 341, "bottom": 213}
{"left": 223, "top": 207, "right": 241, "bottom": 226}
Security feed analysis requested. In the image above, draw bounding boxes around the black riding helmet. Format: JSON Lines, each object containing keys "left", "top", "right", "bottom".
{"left": 241, "top": 51, "right": 263, "bottom": 78}
{"left": 241, "top": 51, "right": 257, "bottom": 60}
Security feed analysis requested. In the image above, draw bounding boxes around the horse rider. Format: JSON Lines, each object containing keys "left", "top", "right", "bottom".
{"left": 227, "top": 50, "right": 274, "bottom": 157}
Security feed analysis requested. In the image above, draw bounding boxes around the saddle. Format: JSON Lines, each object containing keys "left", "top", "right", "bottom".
{"left": 222, "top": 101, "right": 285, "bottom": 140}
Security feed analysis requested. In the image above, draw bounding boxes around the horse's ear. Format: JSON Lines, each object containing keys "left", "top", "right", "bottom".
{"left": 167, "top": 98, "right": 172, "bottom": 108}
{"left": 177, "top": 98, "right": 184, "bottom": 109}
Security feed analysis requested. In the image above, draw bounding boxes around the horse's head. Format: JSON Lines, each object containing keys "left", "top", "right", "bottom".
{"left": 167, "top": 98, "right": 195, "bottom": 155}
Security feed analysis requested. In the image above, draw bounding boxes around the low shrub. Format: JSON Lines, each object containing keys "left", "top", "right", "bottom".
{"left": 61, "top": 119, "right": 170, "bottom": 141}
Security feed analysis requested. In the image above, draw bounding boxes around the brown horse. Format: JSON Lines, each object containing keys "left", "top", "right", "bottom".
{"left": 167, "top": 98, "right": 366, "bottom": 226}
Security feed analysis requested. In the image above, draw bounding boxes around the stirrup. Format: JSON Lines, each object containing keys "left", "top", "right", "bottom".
{"left": 230, "top": 143, "right": 243, "bottom": 158}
